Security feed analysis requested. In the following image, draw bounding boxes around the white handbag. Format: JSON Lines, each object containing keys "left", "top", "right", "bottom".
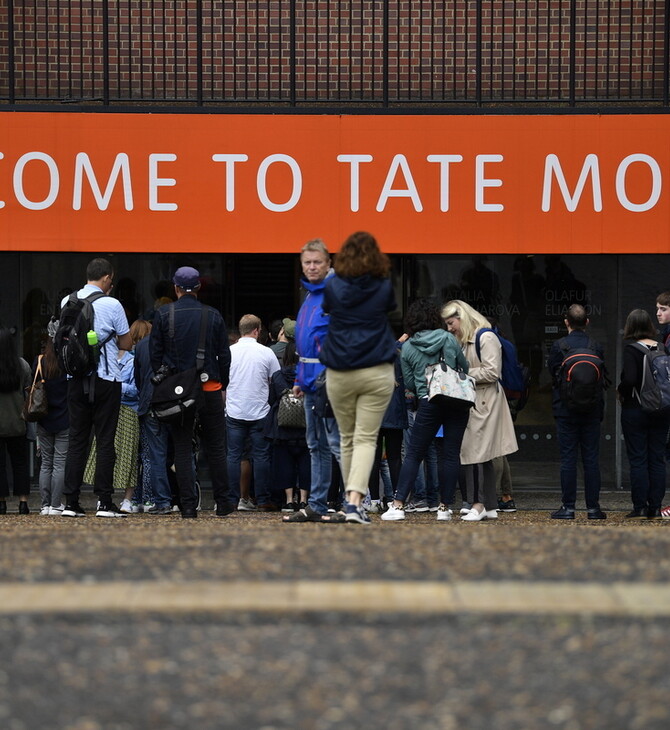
{"left": 425, "top": 360, "right": 476, "bottom": 407}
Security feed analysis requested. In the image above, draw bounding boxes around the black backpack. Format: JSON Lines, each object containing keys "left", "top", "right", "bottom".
{"left": 631, "top": 342, "right": 670, "bottom": 414}
{"left": 556, "top": 337, "right": 608, "bottom": 413}
{"left": 54, "top": 291, "right": 109, "bottom": 377}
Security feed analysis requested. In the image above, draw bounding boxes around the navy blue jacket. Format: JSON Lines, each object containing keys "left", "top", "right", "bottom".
{"left": 32, "top": 357, "right": 69, "bottom": 434}
{"left": 319, "top": 274, "right": 397, "bottom": 371}
{"left": 134, "top": 337, "right": 154, "bottom": 417}
{"left": 548, "top": 329, "right": 605, "bottom": 419}
{"left": 150, "top": 295, "right": 231, "bottom": 388}
{"left": 380, "top": 341, "right": 409, "bottom": 430}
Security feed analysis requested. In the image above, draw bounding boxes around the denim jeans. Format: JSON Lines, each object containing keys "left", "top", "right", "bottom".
{"left": 36, "top": 425, "right": 68, "bottom": 508}
{"left": 139, "top": 413, "right": 172, "bottom": 509}
{"left": 226, "top": 416, "right": 272, "bottom": 505}
{"left": 621, "top": 407, "right": 668, "bottom": 510}
{"left": 403, "top": 409, "right": 440, "bottom": 504}
{"left": 555, "top": 415, "right": 602, "bottom": 510}
{"left": 303, "top": 390, "right": 340, "bottom": 515}
{"left": 395, "top": 398, "right": 470, "bottom": 506}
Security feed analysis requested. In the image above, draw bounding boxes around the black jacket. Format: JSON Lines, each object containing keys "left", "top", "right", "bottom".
{"left": 149, "top": 295, "right": 231, "bottom": 388}
{"left": 548, "top": 329, "right": 605, "bottom": 419}
{"left": 264, "top": 366, "right": 307, "bottom": 445}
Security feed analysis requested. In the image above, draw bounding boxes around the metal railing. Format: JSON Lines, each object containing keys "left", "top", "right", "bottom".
{"left": 1, "top": 0, "right": 668, "bottom": 109}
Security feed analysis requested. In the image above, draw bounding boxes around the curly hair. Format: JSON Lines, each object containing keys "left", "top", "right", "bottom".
{"left": 404, "top": 299, "right": 444, "bottom": 336}
{"left": 334, "top": 231, "right": 390, "bottom": 279}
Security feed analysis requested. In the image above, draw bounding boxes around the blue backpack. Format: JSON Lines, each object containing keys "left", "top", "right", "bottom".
{"left": 475, "top": 327, "right": 530, "bottom": 413}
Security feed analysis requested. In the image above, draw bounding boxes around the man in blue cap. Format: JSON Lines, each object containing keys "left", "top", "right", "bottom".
{"left": 150, "top": 266, "right": 233, "bottom": 518}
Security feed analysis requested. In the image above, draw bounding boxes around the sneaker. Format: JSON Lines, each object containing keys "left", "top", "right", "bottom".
{"left": 428, "top": 504, "right": 439, "bottom": 512}
{"left": 62, "top": 502, "right": 86, "bottom": 517}
{"left": 39, "top": 505, "right": 51, "bottom": 516}
{"left": 380, "top": 504, "right": 406, "bottom": 521}
{"left": 142, "top": 502, "right": 156, "bottom": 513}
{"left": 436, "top": 506, "right": 453, "bottom": 521}
{"left": 147, "top": 505, "right": 173, "bottom": 515}
{"left": 405, "top": 499, "right": 429, "bottom": 513}
{"left": 238, "top": 498, "right": 257, "bottom": 512}
{"left": 344, "top": 502, "right": 371, "bottom": 524}
{"left": 366, "top": 500, "right": 382, "bottom": 514}
{"left": 120, "top": 499, "right": 140, "bottom": 514}
{"left": 497, "top": 498, "right": 517, "bottom": 512}
{"left": 96, "top": 502, "right": 127, "bottom": 518}
{"left": 48, "top": 504, "right": 65, "bottom": 515}
{"left": 281, "top": 501, "right": 298, "bottom": 513}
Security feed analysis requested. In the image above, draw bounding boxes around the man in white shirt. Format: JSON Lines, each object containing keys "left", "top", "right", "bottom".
{"left": 226, "top": 314, "right": 280, "bottom": 510}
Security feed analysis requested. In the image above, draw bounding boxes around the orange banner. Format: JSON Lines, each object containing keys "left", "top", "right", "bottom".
{"left": 0, "top": 112, "right": 669, "bottom": 253}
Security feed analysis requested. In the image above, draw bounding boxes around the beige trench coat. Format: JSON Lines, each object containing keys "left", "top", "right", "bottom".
{"left": 460, "top": 330, "right": 518, "bottom": 465}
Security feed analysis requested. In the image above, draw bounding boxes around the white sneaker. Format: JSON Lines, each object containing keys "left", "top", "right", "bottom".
{"left": 436, "top": 506, "right": 453, "bottom": 521}
{"left": 381, "top": 504, "right": 406, "bottom": 521}
{"left": 120, "top": 499, "right": 139, "bottom": 514}
{"left": 48, "top": 504, "right": 65, "bottom": 515}
{"left": 142, "top": 502, "right": 156, "bottom": 513}
{"left": 39, "top": 505, "right": 51, "bottom": 515}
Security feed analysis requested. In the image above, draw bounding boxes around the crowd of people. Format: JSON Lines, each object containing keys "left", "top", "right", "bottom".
{"left": 1, "top": 240, "right": 670, "bottom": 524}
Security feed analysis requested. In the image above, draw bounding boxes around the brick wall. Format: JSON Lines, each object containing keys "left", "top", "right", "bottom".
{"left": 0, "top": 1, "right": 666, "bottom": 105}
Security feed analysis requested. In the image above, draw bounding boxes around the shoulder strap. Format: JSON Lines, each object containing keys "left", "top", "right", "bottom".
{"left": 475, "top": 327, "right": 495, "bottom": 362}
{"left": 168, "top": 303, "right": 176, "bottom": 339}
{"left": 195, "top": 307, "right": 209, "bottom": 372}
{"left": 85, "top": 291, "right": 106, "bottom": 304}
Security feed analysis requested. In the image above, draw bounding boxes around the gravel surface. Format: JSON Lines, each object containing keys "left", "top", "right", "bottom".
{"left": 2, "top": 613, "right": 670, "bottom": 729}
{"left": 2, "top": 489, "right": 669, "bottom": 729}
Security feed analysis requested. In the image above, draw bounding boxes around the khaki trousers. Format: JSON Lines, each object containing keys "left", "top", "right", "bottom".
{"left": 326, "top": 363, "right": 395, "bottom": 496}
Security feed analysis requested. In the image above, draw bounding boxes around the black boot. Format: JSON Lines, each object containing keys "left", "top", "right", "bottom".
{"left": 18, "top": 501, "right": 30, "bottom": 515}
{"left": 0, "top": 501, "right": 6, "bottom": 514}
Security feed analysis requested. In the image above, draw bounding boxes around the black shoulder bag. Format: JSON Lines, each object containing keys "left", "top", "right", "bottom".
{"left": 151, "top": 305, "right": 209, "bottom": 426}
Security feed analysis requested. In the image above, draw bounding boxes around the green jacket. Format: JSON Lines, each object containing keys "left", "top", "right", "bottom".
{"left": 401, "top": 329, "right": 468, "bottom": 400}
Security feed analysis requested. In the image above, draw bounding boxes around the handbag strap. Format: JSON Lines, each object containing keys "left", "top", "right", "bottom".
{"left": 31, "top": 355, "right": 44, "bottom": 388}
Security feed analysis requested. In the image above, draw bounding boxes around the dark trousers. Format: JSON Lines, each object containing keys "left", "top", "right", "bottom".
{"left": 171, "top": 390, "right": 229, "bottom": 512}
{"left": 272, "top": 442, "right": 310, "bottom": 497}
{"left": 368, "top": 428, "right": 403, "bottom": 499}
{"left": 555, "top": 415, "right": 602, "bottom": 509}
{"left": 64, "top": 376, "right": 121, "bottom": 503}
{"left": 0, "top": 435, "right": 30, "bottom": 497}
{"left": 395, "top": 398, "right": 470, "bottom": 506}
{"left": 621, "top": 407, "right": 668, "bottom": 510}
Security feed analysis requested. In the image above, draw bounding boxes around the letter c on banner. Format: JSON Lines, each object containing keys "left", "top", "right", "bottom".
{"left": 257, "top": 154, "right": 302, "bottom": 212}
{"left": 14, "top": 152, "right": 60, "bottom": 210}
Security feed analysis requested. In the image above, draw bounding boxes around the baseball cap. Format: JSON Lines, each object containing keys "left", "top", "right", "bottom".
{"left": 173, "top": 266, "right": 201, "bottom": 291}
{"left": 282, "top": 318, "right": 297, "bottom": 340}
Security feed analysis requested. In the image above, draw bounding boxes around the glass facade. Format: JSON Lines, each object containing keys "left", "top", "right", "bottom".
{"left": 2, "top": 250, "right": 667, "bottom": 491}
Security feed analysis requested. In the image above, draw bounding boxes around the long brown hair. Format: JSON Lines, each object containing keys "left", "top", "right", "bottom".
{"left": 41, "top": 338, "right": 62, "bottom": 379}
{"left": 334, "top": 231, "right": 391, "bottom": 279}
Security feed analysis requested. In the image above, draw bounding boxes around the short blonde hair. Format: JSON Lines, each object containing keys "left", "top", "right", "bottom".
{"left": 300, "top": 238, "right": 330, "bottom": 260}
{"left": 239, "top": 314, "right": 261, "bottom": 336}
{"left": 441, "top": 300, "right": 490, "bottom": 344}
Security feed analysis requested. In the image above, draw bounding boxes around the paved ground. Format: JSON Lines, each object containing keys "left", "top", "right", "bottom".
{"left": 2, "top": 489, "right": 670, "bottom": 729}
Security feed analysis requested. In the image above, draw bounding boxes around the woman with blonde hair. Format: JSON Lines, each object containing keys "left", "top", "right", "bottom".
{"left": 441, "top": 300, "right": 518, "bottom": 521}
